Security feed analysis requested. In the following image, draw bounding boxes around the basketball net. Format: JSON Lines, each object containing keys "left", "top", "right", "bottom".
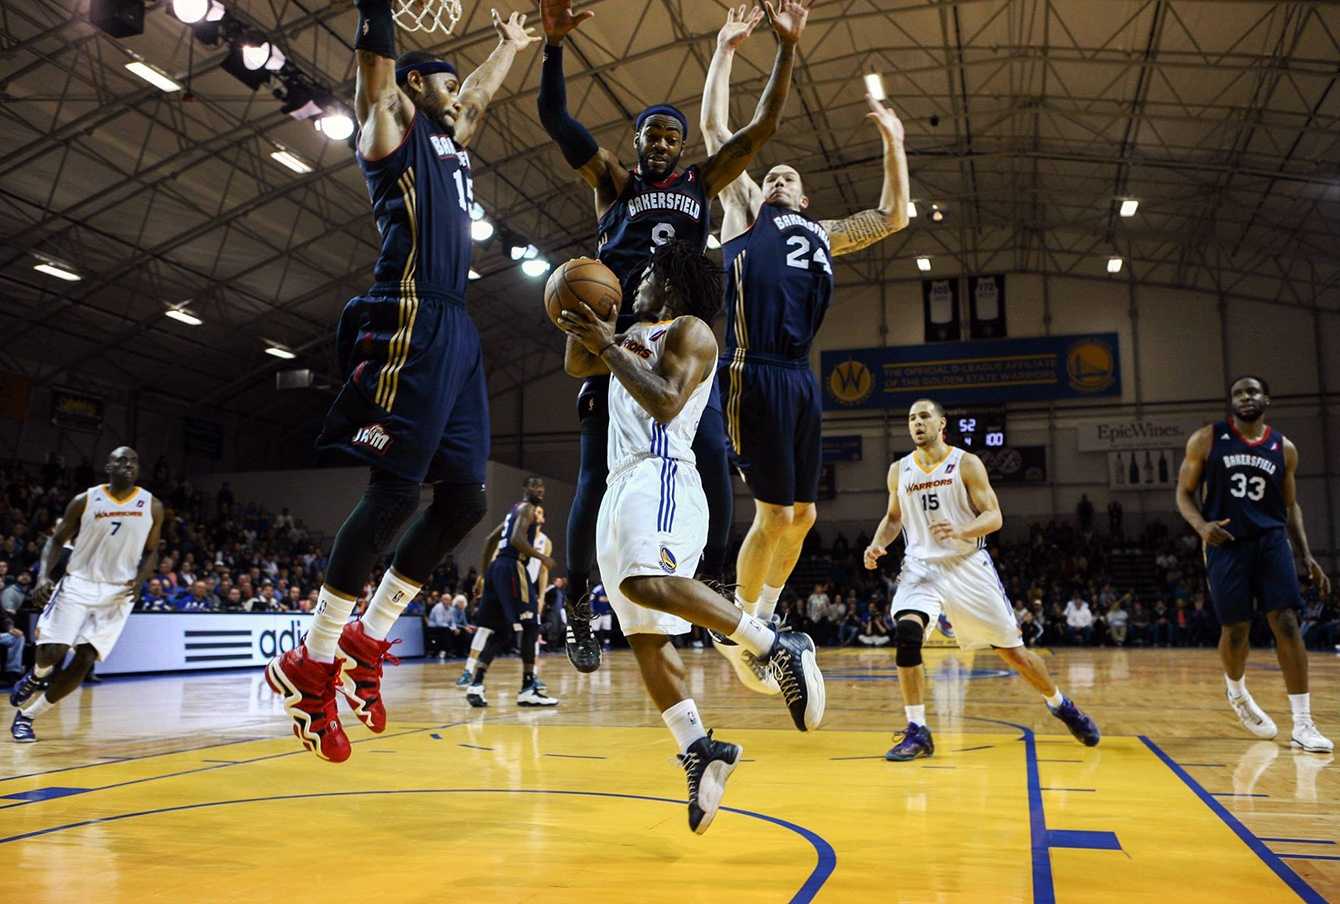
{"left": 392, "top": 0, "right": 463, "bottom": 35}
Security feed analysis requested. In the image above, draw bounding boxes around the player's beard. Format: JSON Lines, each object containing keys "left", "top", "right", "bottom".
{"left": 1234, "top": 403, "right": 1264, "bottom": 422}
{"left": 639, "top": 151, "right": 677, "bottom": 180}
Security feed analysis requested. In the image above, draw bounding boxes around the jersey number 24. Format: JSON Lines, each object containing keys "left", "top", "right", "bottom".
{"left": 785, "top": 236, "right": 831, "bottom": 274}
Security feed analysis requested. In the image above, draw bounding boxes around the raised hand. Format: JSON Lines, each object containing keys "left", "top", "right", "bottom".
{"left": 538, "top": 0, "right": 594, "bottom": 43}
{"left": 863, "top": 544, "right": 885, "bottom": 570}
{"left": 718, "top": 4, "right": 764, "bottom": 51}
{"left": 865, "top": 93, "right": 905, "bottom": 144}
{"left": 558, "top": 302, "right": 617, "bottom": 355}
{"left": 493, "top": 9, "right": 541, "bottom": 50}
{"left": 764, "top": 0, "right": 812, "bottom": 46}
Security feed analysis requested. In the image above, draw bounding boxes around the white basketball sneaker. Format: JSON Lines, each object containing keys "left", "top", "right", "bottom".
{"left": 1291, "top": 720, "right": 1334, "bottom": 753}
{"left": 712, "top": 634, "right": 781, "bottom": 695}
{"left": 1227, "top": 690, "right": 1277, "bottom": 739}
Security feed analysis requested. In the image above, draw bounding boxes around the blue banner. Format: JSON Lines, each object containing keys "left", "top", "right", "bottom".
{"left": 821, "top": 333, "right": 1121, "bottom": 410}
{"left": 821, "top": 435, "right": 863, "bottom": 463}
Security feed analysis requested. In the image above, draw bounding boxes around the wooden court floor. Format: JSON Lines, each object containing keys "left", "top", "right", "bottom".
{"left": 1, "top": 645, "right": 1336, "bottom": 902}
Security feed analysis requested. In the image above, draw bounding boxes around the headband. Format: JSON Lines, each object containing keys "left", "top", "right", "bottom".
{"left": 395, "top": 59, "right": 457, "bottom": 87}
{"left": 635, "top": 104, "right": 689, "bottom": 139}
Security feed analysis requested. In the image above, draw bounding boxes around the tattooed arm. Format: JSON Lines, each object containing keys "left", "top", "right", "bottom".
{"left": 820, "top": 94, "right": 910, "bottom": 256}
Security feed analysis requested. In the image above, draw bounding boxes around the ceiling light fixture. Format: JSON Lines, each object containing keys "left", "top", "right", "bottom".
{"left": 33, "top": 258, "right": 81, "bottom": 281}
{"left": 468, "top": 268, "right": 481, "bottom": 280}
{"left": 906, "top": 200, "right": 917, "bottom": 218}
{"left": 165, "top": 306, "right": 203, "bottom": 326}
{"left": 270, "top": 148, "right": 312, "bottom": 174}
{"left": 863, "top": 72, "right": 886, "bottom": 102}
{"left": 1107, "top": 256, "right": 1123, "bottom": 274}
{"left": 264, "top": 343, "right": 297, "bottom": 359}
{"left": 171, "top": 0, "right": 208, "bottom": 24}
{"left": 1119, "top": 198, "right": 1139, "bottom": 217}
{"left": 471, "top": 219, "right": 495, "bottom": 242}
{"left": 521, "top": 258, "right": 551, "bottom": 278}
{"left": 125, "top": 60, "right": 182, "bottom": 93}
{"left": 916, "top": 256, "right": 931, "bottom": 272}
{"left": 315, "top": 112, "right": 354, "bottom": 141}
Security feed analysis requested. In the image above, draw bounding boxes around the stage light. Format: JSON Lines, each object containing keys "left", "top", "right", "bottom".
{"left": 469, "top": 203, "right": 485, "bottom": 221}
{"left": 930, "top": 203, "right": 944, "bottom": 222}
{"left": 270, "top": 149, "right": 312, "bottom": 174}
{"left": 165, "top": 307, "right": 203, "bottom": 326}
{"left": 511, "top": 243, "right": 538, "bottom": 261}
{"left": 242, "top": 42, "right": 272, "bottom": 71}
{"left": 222, "top": 45, "right": 271, "bottom": 90}
{"left": 1107, "top": 256, "right": 1123, "bottom": 273}
{"left": 125, "top": 61, "right": 182, "bottom": 93}
{"left": 315, "top": 112, "right": 354, "bottom": 141}
{"left": 521, "top": 258, "right": 551, "bottom": 278}
{"left": 171, "top": 0, "right": 209, "bottom": 24}
{"left": 471, "top": 219, "right": 495, "bottom": 242}
{"left": 916, "top": 256, "right": 931, "bottom": 272}
{"left": 1119, "top": 198, "right": 1139, "bottom": 217}
{"left": 863, "top": 72, "right": 886, "bottom": 101}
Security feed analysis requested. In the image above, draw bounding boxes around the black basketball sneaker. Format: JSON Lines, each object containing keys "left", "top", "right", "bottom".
{"left": 565, "top": 592, "right": 602, "bottom": 673}
{"left": 678, "top": 731, "right": 743, "bottom": 834}
{"left": 764, "top": 630, "right": 826, "bottom": 732}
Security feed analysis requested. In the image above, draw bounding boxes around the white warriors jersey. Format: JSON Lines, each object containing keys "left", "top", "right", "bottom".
{"left": 526, "top": 532, "right": 551, "bottom": 584}
{"left": 67, "top": 485, "right": 155, "bottom": 583}
{"left": 897, "top": 447, "right": 984, "bottom": 561}
{"left": 607, "top": 318, "right": 714, "bottom": 475}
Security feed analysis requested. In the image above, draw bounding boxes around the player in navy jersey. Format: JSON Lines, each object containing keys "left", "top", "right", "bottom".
{"left": 536, "top": 0, "right": 813, "bottom": 673}
{"left": 264, "top": 2, "right": 540, "bottom": 763}
{"left": 1176, "top": 376, "right": 1331, "bottom": 752}
{"left": 466, "top": 477, "right": 559, "bottom": 708}
{"left": 699, "top": 7, "right": 909, "bottom": 691}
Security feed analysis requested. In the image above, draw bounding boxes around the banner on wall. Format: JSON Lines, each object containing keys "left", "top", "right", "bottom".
{"left": 1108, "top": 449, "right": 1180, "bottom": 490}
{"left": 51, "top": 387, "right": 104, "bottom": 431}
{"left": 821, "top": 435, "right": 863, "bottom": 463}
{"left": 821, "top": 333, "right": 1121, "bottom": 410}
{"left": 922, "top": 278, "right": 961, "bottom": 342}
{"left": 1076, "top": 414, "right": 1207, "bottom": 452}
{"left": 968, "top": 274, "right": 1007, "bottom": 339}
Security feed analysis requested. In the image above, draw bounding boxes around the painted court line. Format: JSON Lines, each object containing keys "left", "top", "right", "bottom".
{"left": 1260, "top": 838, "right": 1336, "bottom": 846}
{"left": 544, "top": 753, "right": 607, "bottom": 760}
{"left": 0, "top": 788, "right": 838, "bottom": 904}
{"left": 1278, "top": 854, "right": 1340, "bottom": 863}
{"left": 1140, "top": 736, "right": 1324, "bottom": 904}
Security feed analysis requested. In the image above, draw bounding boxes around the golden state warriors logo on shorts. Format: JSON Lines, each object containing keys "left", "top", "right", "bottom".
{"left": 828, "top": 359, "right": 874, "bottom": 406}
{"left": 659, "top": 545, "right": 678, "bottom": 573}
{"left": 1066, "top": 339, "right": 1116, "bottom": 393}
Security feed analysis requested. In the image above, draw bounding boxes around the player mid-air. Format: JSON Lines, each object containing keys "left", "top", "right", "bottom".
{"left": 10, "top": 448, "right": 163, "bottom": 742}
{"left": 1175, "top": 376, "right": 1331, "bottom": 752}
{"left": 559, "top": 242, "right": 825, "bottom": 833}
{"left": 863, "top": 400, "right": 1100, "bottom": 760}
{"left": 463, "top": 477, "right": 558, "bottom": 708}
{"left": 701, "top": 5, "right": 910, "bottom": 692}
{"left": 265, "top": 1, "right": 540, "bottom": 762}
{"left": 535, "top": 0, "right": 812, "bottom": 673}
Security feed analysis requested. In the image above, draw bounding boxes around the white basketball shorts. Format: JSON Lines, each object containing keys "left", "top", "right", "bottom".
{"left": 35, "top": 573, "right": 136, "bottom": 660}
{"left": 892, "top": 550, "right": 1023, "bottom": 651}
{"left": 596, "top": 456, "right": 707, "bottom": 636}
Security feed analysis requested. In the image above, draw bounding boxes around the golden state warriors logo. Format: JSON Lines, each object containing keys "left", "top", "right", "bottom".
{"left": 1066, "top": 339, "right": 1116, "bottom": 393}
{"left": 828, "top": 359, "right": 874, "bottom": 406}
{"left": 659, "top": 545, "right": 678, "bottom": 574}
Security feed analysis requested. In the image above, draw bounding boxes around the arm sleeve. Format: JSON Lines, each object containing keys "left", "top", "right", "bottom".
{"left": 537, "top": 43, "right": 599, "bottom": 169}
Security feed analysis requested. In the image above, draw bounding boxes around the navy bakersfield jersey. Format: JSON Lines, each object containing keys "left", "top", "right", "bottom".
{"left": 1201, "top": 421, "right": 1288, "bottom": 537}
{"left": 496, "top": 502, "right": 538, "bottom": 561}
{"left": 358, "top": 111, "right": 474, "bottom": 297}
{"left": 722, "top": 203, "right": 833, "bottom": 360}
{"left": 596, "top": 165, "right": 711, "bottom": 322}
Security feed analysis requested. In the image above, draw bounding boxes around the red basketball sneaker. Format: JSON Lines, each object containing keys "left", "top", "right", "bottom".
{"left": 265, "top": 645, "right": 351, "bottom": 763}
{"left": 336, "top": 620, "right": 401, "bottom": 733}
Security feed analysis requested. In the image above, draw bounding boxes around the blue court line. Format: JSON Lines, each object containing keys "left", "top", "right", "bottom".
{"left": 1140, "top": 736, "right": 1324, "bottom": 903}
{"left": 1261, "top": 838, "right": 1336, "bottom": 845}
{"left": 0, "top": 788, "right": 836, "bottom": 903}
{"left": 545, "top": 753, "right": 606, "bottom": 760}
{"left": 0, "top": 735, "right": 269, "bottom": 784}
{"left": 1, "top": 787, "right": 90, "bottom": 802}
{"left": 1278, "top": 854, "right": 1340, "bottom": 862}
{"left": 1178, "top": 763, "right": 1227, "bottom": 767}
{"left": 1035, "top": 759, "right": 1082, "bottom": 763}
{"left": 1041, "top": 787, "right": 1096, "bottom": 792}
{"left": 954, "top": 745, "right": 995, "bottom": 752}
{"left": 458, "top": 743, "right": 494, "bottom": 751}
{"left": 1047, "top": 830, "right": 1121, "bottom": 850}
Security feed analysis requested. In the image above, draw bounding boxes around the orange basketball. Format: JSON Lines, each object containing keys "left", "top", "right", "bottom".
{"left": 544, "top": 257, "right": 621, "bottom": 328}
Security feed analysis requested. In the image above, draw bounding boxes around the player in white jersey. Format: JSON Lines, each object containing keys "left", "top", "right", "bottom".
{"left": 559, "top": 241, "right": 825, "bottom": 834}
{"left": 10, "top": 447, "right": 163, "bottom": 742}
{"left": 862, "top": 400, "right": 1099, "bottom": 761}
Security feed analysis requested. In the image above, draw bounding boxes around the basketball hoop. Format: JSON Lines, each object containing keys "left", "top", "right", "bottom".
{"left": 392, "top": 0, "right": 462, "bottom": 35}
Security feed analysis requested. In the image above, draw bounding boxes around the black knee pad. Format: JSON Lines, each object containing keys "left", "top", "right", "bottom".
{"left": 895, "top": 617, "right": 926, "bottom": 668}
{"left": 365, "top": 469, "right": 422, "bottom": 550}
{"left": 428, "top": 480, "right": 488, "bottom": 533}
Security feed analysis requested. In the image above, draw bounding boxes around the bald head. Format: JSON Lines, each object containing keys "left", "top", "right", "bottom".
{"left": 761, "top": 164, "right": 808, "bottom": 211}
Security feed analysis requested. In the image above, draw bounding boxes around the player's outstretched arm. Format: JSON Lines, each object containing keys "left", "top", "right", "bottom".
{"left": 353, "top": 0, "right": 415, "bottom": 161}
{"left": 863, "top": 463, "right": 903, "bottom": 569}
{"left": 35, "top": 494, "right": 86, "bottom": 604}
{"left": 537, "top": 0, "right": 628, "bottom": 210}
{"left": 933, "top": 453, "right": 1003, "bottom": 543}
{"left": 822, "top": 94, "right": 910, "bottom": 256}
{"left": 128, "top": 498, "right": 165, "bottom": 604}
{"left": 1282, "top": 439, "right": 1331, "bottom": 597}
{"left": 699, "top": 0, "right": 811, "bottom": 200}
{"left": 1175, "top": 427, "right": 1233, "bottom": 546}
{"left": 701, "top": 5, "right": 765, "bottom": 239}
{"left": 454, "top": 10, "right": 541, "bottom": 147}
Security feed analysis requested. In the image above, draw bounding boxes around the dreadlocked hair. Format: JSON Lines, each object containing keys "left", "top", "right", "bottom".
{"left": 650, "top": 240, "right": 723, "bottom": 323}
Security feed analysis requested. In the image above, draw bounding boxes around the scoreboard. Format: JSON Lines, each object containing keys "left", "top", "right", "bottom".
{"left": 944, "top": 405, "right": 1006, "bottom": 449}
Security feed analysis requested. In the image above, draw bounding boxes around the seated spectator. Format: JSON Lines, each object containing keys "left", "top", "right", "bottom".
{"left": 1129, "top": 600, "right": 1150, "bottom": 646}
{"left": 1014, "top": 599, "right": 1042, "bottom": 647}
{"left": 1151, "top": 599, "right": 1171, "bottom": 646}
{"left": 282, "top": 585, "right": 304, "bottom": 612}
{"left": 1, "top": 606, "right": 24, "bottom": 682}
{"left": 1063, "top": 594, "right": 1095, "bottom": 645}
{"left": 174, "top": 580, "right": 219, "bottom": 612}
{"left": 140, "top": 578, "right": 172, "bottom": 612}
{"left": 1172, "top": 598, "right": 1190, "bottom": 647}
{"left": 1, "top": 571, "right": 30, "bottom": 615}
{"left": 445, "top": 593, "right": 473, "bottom": 657}
{"left": 1188, "top": 594, "right": 1216, "bottom": 647}
{"left": 805, "top": 583, "right": 830, "bottom": 644}
{"left": 220, "top": 586, "right": 245, "bottom": 612}
{"left": 247, "top": 582, "right": 281, "bottom": 612}
{"left": 1105, "top": 599, "right": 1128, "bottom": 646}
{"left": 426, "top": 593, "right": 453, "bottom": 659}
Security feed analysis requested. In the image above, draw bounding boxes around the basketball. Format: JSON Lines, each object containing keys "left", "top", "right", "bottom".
{"left": 544, "top": 257, "right": 621, "bottom": 327}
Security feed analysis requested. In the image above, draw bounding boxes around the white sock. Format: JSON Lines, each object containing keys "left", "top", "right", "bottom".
{"left": 21, "top": 694, "right": 52, "bottom": 719}
{"left": 306, "top": 586, "right": 356, "bottom": 663}
{"left": 735, "top": 590, "right": 758, "bottom": 615}
{"left": 362, "top": 568, "right": 422, "bottom": 640}
{"left": 728, "top": 613, "right": 775, "bottom": 657}
{"left": 1289, "top": 693, "right": 1312, "bottom": 724}
{"left": 33, "top": 664, "right": 53, "bottom": 679}
{"left": 662, "top": 698, "right": 708, "bottom": 754}
{"left": 1044, "top": 688, "right": 1064, "bottom": 708}
{"left": 465, "top": 627, "right": 493, "bottom": 674}
{"left": 906, "top": 704, "right": 926, "bottom": 727}
{"left": 1225, "top": 675, "right": 1247, "bottom": 699}
{"left": 754, "top": 584, "right": 783, "bottom": 620}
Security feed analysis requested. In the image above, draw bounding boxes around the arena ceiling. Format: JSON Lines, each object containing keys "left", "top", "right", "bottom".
{"left": 2, "top": 0, "right": 1338, "bottom": 431}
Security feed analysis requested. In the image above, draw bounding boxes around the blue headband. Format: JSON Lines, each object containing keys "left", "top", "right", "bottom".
{"left": 395, "top": 59, "right": 457, "bottom": 87}
{"left": 635, "top": 104, "right": 688, "bottom": 139}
